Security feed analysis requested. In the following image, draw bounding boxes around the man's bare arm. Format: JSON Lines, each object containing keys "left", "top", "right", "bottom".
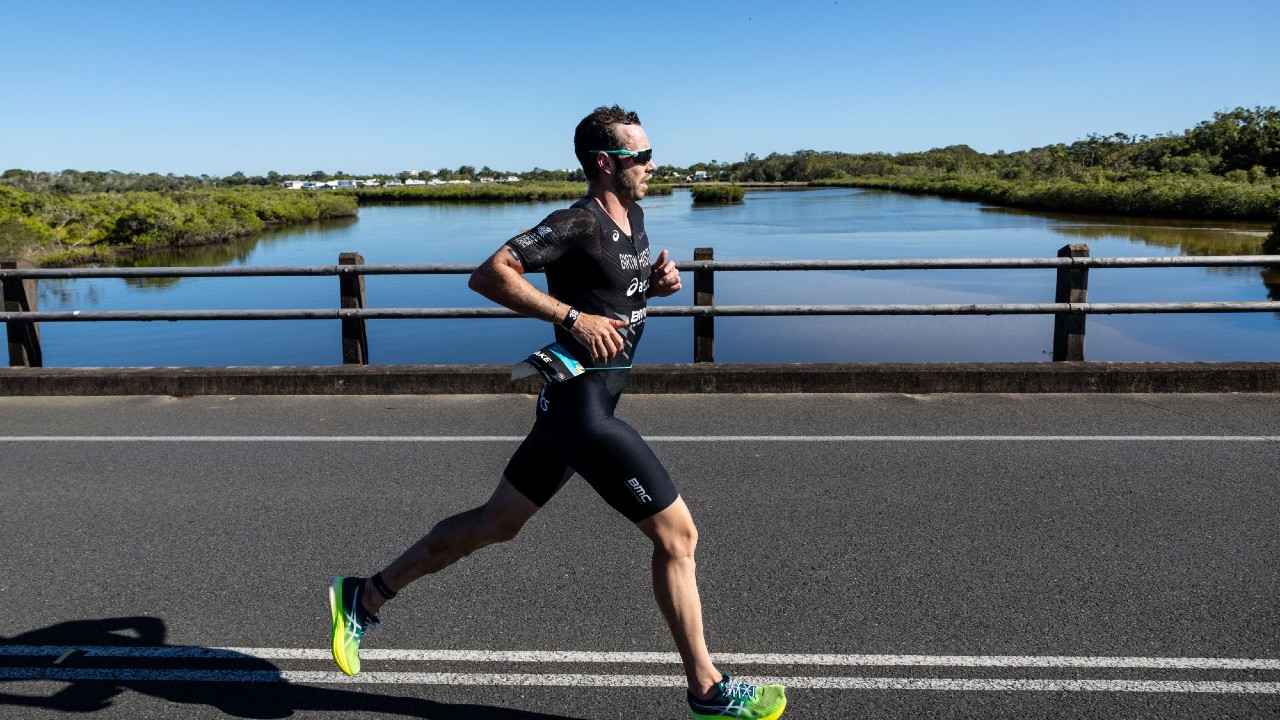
{"left": 469, "top": 248, "right": 627, "bottom": 363}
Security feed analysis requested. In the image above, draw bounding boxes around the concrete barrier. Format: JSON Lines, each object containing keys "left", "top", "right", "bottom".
{"left": 1, "top": 362, "right": 1278, "bottom": 395}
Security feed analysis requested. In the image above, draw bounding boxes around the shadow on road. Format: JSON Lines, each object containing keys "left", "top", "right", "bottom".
{"left": 0, "top": 616, "right": 586, "bottom": 719}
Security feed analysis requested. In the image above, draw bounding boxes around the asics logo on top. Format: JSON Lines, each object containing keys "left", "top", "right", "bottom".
{"left": 626, "top": 277, "right": 650, "bottom": 297}
{"left": 611, "top": 230, "right": 620, "bottom": 242}
{"left": 626, "top": 478, "right": 653, "bottom": 504}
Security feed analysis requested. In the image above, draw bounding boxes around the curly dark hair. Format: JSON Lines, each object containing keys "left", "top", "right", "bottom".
{"left": 574, "top": 105, "right": 641, "bottom": 180}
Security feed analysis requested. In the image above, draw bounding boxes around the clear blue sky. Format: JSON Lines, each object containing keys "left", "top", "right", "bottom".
{"left": 3, "top": 0, "right": 1276, "bottom": 176}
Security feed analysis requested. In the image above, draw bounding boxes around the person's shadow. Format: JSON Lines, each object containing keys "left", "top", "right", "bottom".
{"left": 0, "top": 617, "right": 587, "bottom": 719}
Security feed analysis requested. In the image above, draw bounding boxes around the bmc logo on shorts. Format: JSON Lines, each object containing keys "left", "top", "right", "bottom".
{"left": 626, "top": 478, "right": 652, "bottom": 504}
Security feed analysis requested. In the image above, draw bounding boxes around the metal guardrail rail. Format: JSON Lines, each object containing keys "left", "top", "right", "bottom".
{"left": 4, "top": 245, "right": 1280, "bottom": 367}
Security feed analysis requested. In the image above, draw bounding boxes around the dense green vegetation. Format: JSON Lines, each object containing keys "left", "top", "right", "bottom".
{"left": 720, "top": 107, "right": 1280, "bottom": 220}
{"left": 690, "top": 185, "right": 745, "bottom": 204}
{"left": 0, "top": 186, "right": 355, "bottom": 265}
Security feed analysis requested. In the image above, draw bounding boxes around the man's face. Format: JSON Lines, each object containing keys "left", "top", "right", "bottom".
{"left": 610, "top": 124, "right": 655, "bottom": 203}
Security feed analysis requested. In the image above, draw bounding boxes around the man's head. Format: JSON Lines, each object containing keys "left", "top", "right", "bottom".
{"left": 574, "top": 105, "right": 655, "bottom": 202}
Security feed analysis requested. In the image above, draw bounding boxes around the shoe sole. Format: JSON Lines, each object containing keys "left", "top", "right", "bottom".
{"left": 690, "top": 696, "right": 786, "bottom": 720}
{"left": 328, "top": 577, "right": 359, "bottom": 676}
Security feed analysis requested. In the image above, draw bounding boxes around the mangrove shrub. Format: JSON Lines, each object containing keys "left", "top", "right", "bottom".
{"left": 1266, "top": 212, "right": 1280, "bottom": 254}
{"left": 691, "top": 185, "right": 746, "bottom": 204}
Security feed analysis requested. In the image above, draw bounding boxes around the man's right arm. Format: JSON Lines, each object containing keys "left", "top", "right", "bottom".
{"left": 468, "top": 247, "right": 626, "bottom": 363}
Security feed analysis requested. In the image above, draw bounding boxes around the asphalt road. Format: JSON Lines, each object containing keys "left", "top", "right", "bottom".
{"left": 1, "top": 393, "right": 1278, "bottom": 719}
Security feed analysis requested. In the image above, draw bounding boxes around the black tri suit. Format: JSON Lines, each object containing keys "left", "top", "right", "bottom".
{"left": 500, "top": 197, "right": 678, "bottom": 522}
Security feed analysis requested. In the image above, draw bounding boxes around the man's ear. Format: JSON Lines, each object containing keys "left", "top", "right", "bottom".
{"left": 596, "top": 152, "right": 613, "bottom": 176}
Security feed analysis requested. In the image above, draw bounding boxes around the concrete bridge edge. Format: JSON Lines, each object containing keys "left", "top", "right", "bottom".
{"left": 2, "top": 362, "right": 1279, "bottom": 395}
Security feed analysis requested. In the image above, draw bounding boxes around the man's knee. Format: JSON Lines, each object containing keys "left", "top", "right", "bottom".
{"left": 651, "top": 515, "right": 698, "bottom": 560}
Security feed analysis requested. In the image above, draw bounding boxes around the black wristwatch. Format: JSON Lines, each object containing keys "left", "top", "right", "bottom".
{"left": 560, "top": 307, "right": 580, "bottom": 329}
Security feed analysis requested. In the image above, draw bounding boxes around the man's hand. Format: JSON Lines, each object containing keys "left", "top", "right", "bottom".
{"left": 646, "top": 249, "right": 681, "bottom": 298}
{"left": 570, "top": 313, "right": 629, "bottom": 363}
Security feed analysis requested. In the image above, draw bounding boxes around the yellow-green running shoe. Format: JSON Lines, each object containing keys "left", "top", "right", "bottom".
{"left": 688, "top": 674, "right": 787, "bottom": 720}
{"left": 328, "top": 576, "right": 378, "bottom": 676}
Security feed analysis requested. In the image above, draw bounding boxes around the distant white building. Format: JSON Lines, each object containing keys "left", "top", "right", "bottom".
{"left": 692, "top": 170, "right": 709, "bottom": 181}
{"left": 335, "top": 179, "right": 358, "bottom": 189}
{"left": 280, "top": 180, "right": 307, "bottom": 190}
{"left": 404, "top": 179, "right": 427, "bottom": 186}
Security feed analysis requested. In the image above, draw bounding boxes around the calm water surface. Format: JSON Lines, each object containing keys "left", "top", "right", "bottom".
{"left": 35, "top": 188, "right": 1279, "bottom": 366}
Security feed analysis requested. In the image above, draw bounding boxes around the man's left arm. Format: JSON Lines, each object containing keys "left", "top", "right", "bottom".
{"left": 645, "top": 249, "right": 682, "bottom": 298}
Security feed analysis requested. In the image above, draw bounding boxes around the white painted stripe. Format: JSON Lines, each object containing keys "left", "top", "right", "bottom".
{"left": 3, "top": 668, "right": 1279, "bottom": 694}
{"left": 5, "top": 645, "right": 1279, "bottom": 670}
{"left": 0, "top": 435, "right": 1276, "bottom": 443}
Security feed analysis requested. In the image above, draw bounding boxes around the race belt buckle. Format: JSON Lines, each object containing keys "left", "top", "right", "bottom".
{"left": 511, "top": 342, "right": 586, "bottom": 383}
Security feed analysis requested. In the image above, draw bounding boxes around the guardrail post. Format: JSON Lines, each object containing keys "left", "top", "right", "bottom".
{"left": 693, "top": 247, "right": 715, "bottom": 363}
{"left": 1052, "top": 244, "right": 1089, "bottom": 361}
{"left": 339, "top": 252, "right": 369, "bottom": 365}
{"left": 2, "top": 260, "right": 42, "bottom": 367}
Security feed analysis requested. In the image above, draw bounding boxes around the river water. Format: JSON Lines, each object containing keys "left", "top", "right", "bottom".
{"left": 33, "top": 188, "right": 1279, "bottom": 366}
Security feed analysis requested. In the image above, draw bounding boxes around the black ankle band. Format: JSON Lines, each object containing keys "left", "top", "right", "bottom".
{"left": 370, "top": 572, "right": 398, "bottom": 601}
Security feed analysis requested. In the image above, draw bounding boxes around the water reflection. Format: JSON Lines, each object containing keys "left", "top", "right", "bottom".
{"left": 37, "top": 279, "right": 102, "bottom": 307}
{"left": 1042, "top": 215, "right": 1276, "bottom": 308}
{"left": 110, "top": 217, "right": 359, "bottom": 292}
{"left": 1052, "top": 223, "right": 1265, "bottom": 256}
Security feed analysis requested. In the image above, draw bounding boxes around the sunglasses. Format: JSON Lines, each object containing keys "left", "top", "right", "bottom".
{"left": 591, "top": 147, "right": 653, "bottom": 164}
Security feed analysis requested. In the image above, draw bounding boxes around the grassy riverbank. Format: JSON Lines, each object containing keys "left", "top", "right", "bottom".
{"left": 813, "top": 174, "right": 1280, "bottom": 221}
{"left": 0, "top": 187, "right": 357, "bottom": 265}
{"left": 0, "top": 182, "right": 677, "bottom": 266}
{"left": 341, "top": 181, "right": 671, "bottom": 203}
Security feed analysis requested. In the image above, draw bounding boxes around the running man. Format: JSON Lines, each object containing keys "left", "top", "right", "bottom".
{"left": 328, "top": 105, "right": 786, "bottom": 720}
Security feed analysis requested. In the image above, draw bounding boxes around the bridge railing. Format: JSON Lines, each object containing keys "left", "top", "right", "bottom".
{"left": 4, "top": 244, "right": 1280, "bottom": 367}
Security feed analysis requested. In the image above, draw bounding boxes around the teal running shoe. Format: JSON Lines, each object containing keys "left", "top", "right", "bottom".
{"left": 328, "top": 576, "right": 378, "bottom": 675}
{"left": 688, "top": 674, "right": 787, "bottom": 720}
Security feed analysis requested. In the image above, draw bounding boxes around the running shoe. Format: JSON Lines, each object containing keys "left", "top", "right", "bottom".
{"left": 328, "top": 576, "right": 378, "bottom": 675}
{"left": 688, "top": 674, "right": 787, "bottom": 720}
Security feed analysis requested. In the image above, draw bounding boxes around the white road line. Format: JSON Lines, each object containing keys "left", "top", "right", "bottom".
{"left": 2, "top": 668, "right": 1279, "bottom": 694}
{"left": 4, "top": 645, "right": 1279, "bottom": 670}
{"left": 0, "top": 435, "right": 1277, "bottom": 442}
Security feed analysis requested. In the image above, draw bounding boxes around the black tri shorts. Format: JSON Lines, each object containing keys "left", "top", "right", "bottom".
{"left": 503, "top": 371, "right": 678, "bottom": 523}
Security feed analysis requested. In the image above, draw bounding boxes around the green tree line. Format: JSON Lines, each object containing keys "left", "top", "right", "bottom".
{"left": 343, "top": 181, "right": 671, "bottom": 204}
{"left": 0, "top": 165, "right": 584, "bottom": 193}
